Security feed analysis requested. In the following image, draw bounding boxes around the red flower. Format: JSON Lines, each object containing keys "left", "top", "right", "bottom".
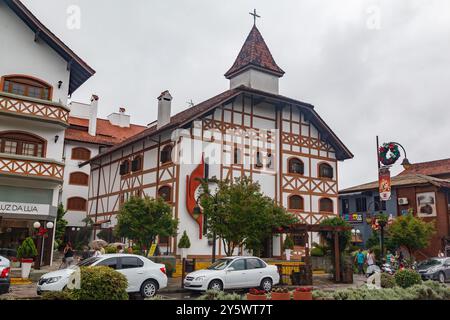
{"left": 249, "top": 288, "right": 266, "bottom": 295}
{"left": 295, "top": 286, "right": 313, "bottom": 292}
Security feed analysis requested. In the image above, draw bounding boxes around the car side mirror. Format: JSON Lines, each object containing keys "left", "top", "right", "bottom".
{"left": 227, "top": 267, "right": 235, "bottom": 272}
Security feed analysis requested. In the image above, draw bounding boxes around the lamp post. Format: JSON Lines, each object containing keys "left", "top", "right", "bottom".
{"left": 34, "top": 221, "right": 54, "bottom": 269}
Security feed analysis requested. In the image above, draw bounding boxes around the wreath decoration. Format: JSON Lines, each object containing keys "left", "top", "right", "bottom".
{"left": 379, "top": 143, "right": 400, "bottom": 166}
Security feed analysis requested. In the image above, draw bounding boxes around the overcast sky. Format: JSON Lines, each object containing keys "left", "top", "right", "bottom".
{"left": 23, "top": 0, "right": 450, "bottom": 189}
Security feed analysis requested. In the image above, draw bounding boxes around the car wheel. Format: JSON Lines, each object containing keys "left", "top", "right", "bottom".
{"left": 260, "top": 278, "right": 273, "bottom": 292}
{"left": 438, "top": 272, "right": 446, "bottom": 283}
{"left": 207, "top": 279, "right": 223, "bottom": 291}
{"left": 140, "top": 279, "right": 158, "bottom": 298}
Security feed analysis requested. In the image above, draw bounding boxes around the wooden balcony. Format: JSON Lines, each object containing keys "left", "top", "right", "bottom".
{"left": 0, "top": 153, "right": 64, "bottom": 182}
{"left": 0, "top": 91, "right": 69, "bottom": 127}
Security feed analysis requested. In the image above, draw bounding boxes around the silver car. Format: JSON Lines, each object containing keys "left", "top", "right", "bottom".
{"left": 184, "top": 256, "right": 280, "bottom": 292}
{"left": 417, "top": 257, "right": 450, "bottom": 283}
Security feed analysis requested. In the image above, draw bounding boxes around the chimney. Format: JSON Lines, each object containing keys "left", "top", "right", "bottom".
{"left": 157, "top": 90, "right": 172, "bottom": 129}
{"left": 88, "top": 94, "right": 99, "bottom": 136}
{"left": 107, "top": 107, "right": 130, "bottom": 128}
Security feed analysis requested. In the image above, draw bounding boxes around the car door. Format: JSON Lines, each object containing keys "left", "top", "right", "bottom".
{"left": 445, "top": 258, "right": 450, "bottom": 279}
{"left": 244, "top": 258, "right": 265, "bottom": 287}
{"left": 117, "top": 256, "right": 144, "bottom": 292}
{"left": 224, "top": 259, "right": 247, "bottom": 289}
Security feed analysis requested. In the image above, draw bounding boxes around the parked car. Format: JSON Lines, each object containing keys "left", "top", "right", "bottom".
{"left": 183, "top": 256, "right": 279, "bottom": 292}
{"left": 0, "top": 248, "right": 16, "bottom": 260}
{"left": 0, "top": 255, "right": 11, "bottom": 295}
{"left": 417, "top": 257, "right": 450, "bottom": 283}
{"left": 37, "top": 254, "right": 167, "bottom": 298}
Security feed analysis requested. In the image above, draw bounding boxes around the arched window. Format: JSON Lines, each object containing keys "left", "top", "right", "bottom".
{"left": 319, "top": 198, "right": 334, "bottom": 213}
{"left": 160, "top": 145, "right": 173, "bottom": 164}
{"left": 131, "top": 155, "right": 143, "bottom": 172}
{"left": 319, "top": 163, "right": 333, "bottom": 179}
{"left": 0, "top": 131, "right": 46, "bottom": 157}
{"left": 288, "top": 158, "right": 304, "bottom": 175}
{"left": 289, "top": 195, "right": 304, "bottom": 210}
{"left": 69, "top": 172, "right": 89, "bottom": 186}
{"left": 1, "top": 75, "right": 52, "bottom": 100}
{"left": 67, "top": 197, "right": 87, "bottom": 211}
{"left": 158, "top": 186, "right": 172, "bottom": 202}
{"left": 71, "top": 147, "right": 91, "bottom": 161}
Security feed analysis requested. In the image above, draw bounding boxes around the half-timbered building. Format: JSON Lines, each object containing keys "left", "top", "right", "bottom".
{"left": 84, "top": 24, "right": 353, "bottom": 258}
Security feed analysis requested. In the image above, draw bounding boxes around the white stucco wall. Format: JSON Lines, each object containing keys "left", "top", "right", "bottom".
{"left": 0, "top": 2, "right": 70, "bottom": 105}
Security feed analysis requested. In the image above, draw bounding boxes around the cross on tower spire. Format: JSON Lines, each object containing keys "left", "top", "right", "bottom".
{"left": 249, "top": 9, "right": 260, "bottom": 26}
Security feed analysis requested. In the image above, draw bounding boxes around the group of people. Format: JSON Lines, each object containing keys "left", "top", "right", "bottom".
{"left": 354, "top": 248, "right": 405, "bottom": 275}
{"left": 61, "top": 242, "right": 129, "bottom": 269}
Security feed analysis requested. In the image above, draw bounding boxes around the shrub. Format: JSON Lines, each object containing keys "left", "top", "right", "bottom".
{"left": 197, "top": 290, "right": 242, "bottom": 300}
{"left": 394, "top": 269, "right": 422, "bottom": 288}
{"left": 104, "top": 245, "right": 117, "bottom": 254}
{"left": 381, "top": 273, "right": 396, "bottom": 288}
{"left": 71, "top": 266, "right": 128, "bottom": 300}
{"left": 41, "top": 291, "right": 73, "bottom": 300}
{"left": 164, "top": 261, "right": 175, "bottom": 277}
{"left": 17, "top": 237, "right": 38, "bottom": 259}
{"left": 178, "top": 231, "right": 191, "bottom": 249}
{"left": 312, "top": 281, "right": 450, "bottom": 300}
{"left": 310, "top": 247, "right": 324, "bottom": 257}
{"left": 283, "top": 236, "right": 294, "bottom": 250}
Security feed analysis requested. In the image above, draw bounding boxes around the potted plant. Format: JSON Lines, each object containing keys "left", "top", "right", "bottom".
{"left": 246, "top": 288, "right": 268, "bottom": 301}
{"left": 270, "top": 287, "right": 291, "bottom": 300}
{"left": 17, "top": 237, "right": 38, "bottom": 279}
{"left": 178, "top": 231, "right": 191, "bottom": 259}
{"left": 283, "top": 235, "right": 294, "bottom": 261}
{"left": 293, "top": 286, "right": 313, "bottom": 300}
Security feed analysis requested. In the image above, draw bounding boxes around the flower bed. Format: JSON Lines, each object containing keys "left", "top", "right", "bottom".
{"left": 247, "top": 288, "right": 268, "bottom": 301}
{"left": 271, "top": 288, "right": 291, "bottom": 300}
{"left": 293, "top": 287, "right": 313, "bottom": 300}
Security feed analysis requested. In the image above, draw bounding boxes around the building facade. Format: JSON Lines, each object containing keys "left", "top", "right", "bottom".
{"left": 62, "top": 97, "right": 145, "bottom": 241}
{"left": 84, "top": 25, "right": 353, "bottom": 258}
{"left": 0, "top": 0, "right": 94, "bottom": 265}
{"left": 340, "top": 173, "right": 450, "bottom": 258}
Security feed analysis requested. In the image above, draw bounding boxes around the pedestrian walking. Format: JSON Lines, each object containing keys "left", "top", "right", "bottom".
{"left": 354, "top": 249, "right": 366, "bottom": 275}
{"left": 63, "top": 242, "right": 74, "bottom": 268}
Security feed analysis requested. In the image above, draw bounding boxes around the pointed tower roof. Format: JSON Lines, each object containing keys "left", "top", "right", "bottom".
{"left": 225, "top": 25, "right": 285, "bottom": 79}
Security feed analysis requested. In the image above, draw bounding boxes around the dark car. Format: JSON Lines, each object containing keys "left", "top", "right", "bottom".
{"left": 0, "top": 255, "right": 11, "bottom": 295}
{"left": 417, "top": 257, "right": 450, "bottom": 283}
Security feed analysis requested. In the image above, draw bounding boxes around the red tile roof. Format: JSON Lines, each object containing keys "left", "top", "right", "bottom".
{"left": 399, "top": 158, "right": 450, "bottom": 178}
{"left": 65, "top": 117, "right": 146, "bottom": 145}
{"left": 224, "top": 26, "right": 285, "bottom": 79}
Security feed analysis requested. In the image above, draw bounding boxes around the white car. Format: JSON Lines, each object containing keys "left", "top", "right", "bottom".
{"left": 0, "top": 255, "right": 10, "bottom": 295}
{"left": 184, "top": 256, "right": 279, "bottom": 292}
{"left": 37, "top": 254, "right": 167, "bottom": 298}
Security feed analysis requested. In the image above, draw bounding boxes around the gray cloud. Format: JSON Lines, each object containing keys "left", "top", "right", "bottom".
{"left": 23, "top": 0, "right": 450, "bottom": 189}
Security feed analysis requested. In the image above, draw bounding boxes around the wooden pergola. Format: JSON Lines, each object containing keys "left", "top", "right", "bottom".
{"left": 274, "top": 223, "right": 352, "bottom": 283}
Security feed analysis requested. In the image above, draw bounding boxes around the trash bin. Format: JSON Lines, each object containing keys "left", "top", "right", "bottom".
{"left": 184, "top": 259, "right": 195, "bottom": 273}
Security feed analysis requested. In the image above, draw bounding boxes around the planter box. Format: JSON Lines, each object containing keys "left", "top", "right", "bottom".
{"left": 247, "top": 293, "right": 267, "bottom": 301}
{"left": 271, "top": 292, "right": 291, "bottom": 300}
{"left": 293, "top": 291, "right": 313, "bottom": 300}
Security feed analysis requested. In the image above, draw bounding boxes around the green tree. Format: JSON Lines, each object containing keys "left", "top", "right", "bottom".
{"left": 178, "top": 231, "right": 191, "bottom": 248}
{"left": 114, "top": 196, "right": 178, "bottom": 255}
{"left": 199, "top": 176, "right": 297, "bottom": 256}
{"left": 54, "top": 203, "right": 68, "bottom": 250}
{"left": 389, "top": 213, "right": 435, "bottom": 259}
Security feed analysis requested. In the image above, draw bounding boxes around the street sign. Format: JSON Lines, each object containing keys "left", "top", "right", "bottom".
{"left": 379, "top": 167, "right": 391, "bottom": 201}
{"left": 148, "top": 243, "right": 157, "bottom": 257}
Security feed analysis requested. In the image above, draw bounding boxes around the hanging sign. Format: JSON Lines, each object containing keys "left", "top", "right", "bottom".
{"left": 379, "top": 168, "right": 391, "bottom": 201}
{"left": 342, "top": 213, "right": 363, "bottom": 223}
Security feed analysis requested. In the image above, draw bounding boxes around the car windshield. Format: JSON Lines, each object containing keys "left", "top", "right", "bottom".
{"left": 207, "top": 258, "right": 233, "bottom": 270}
{"left": 417, "top": 259, "right": 442, "bottom": 268}
{"left": 75, "top": 256, "right": 101, "bottom": 267}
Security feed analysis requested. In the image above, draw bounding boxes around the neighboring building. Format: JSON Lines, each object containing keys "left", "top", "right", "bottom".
{"left": 340, "top": 174, "right": 450, "bottom": 259}
{"left": 0, "top": 0, "right": 94, "bottom": 265}
{"left": 62, "top": 97, "right": 146, "bottom": 241}
{"left": 399, "top": 158, "right": 450, "bottom": 179}
{"left": 83, "top": 25, "right": 353, "bottom": 259}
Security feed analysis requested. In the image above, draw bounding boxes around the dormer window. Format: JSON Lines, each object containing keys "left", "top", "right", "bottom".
{"left": 2, "top": 75, "right": 52, "bottom": 100}
{"left": 160, "top": 145, "right": 173, "bottom": 164}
